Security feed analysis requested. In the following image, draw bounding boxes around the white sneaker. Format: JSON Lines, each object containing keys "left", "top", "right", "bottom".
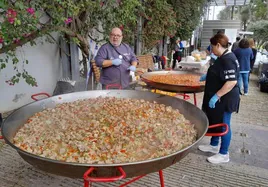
{"left": 207, "top": 153, "right": 230, "bottom": 164}
{"left": 198, "top": 145, "right": 219, "bottom": 154}
{"left": 244, "top": 93, "right": 248, "bottom": 96}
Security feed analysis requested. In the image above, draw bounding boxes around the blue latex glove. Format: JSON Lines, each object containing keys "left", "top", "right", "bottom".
{"left": 112, "top": 58, "right": 122, "bottom": 66}
{"left": 200, "top": 74, "right": 207, "bottom": 82}
{"left": 127, "top": 65, "right": 136, "bottom": 72}
{"left": 209, "top": 94, "right": 220, "bottom": 108}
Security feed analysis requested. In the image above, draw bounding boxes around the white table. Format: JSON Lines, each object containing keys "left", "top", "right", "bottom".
{"left": 179, "top": 56, "right": 210, "bottom": 68}
{"left": 178, "top": 56, "right": 210, "bottom": 73}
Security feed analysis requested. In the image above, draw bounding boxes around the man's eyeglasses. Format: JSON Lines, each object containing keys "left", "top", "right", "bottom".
{"left": 110, "top": 34, "right": 122, "bottom": 38}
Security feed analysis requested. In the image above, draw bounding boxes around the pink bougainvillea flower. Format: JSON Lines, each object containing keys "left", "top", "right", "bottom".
{"left": 27, "top": 8, "right": 35, "bottom": 15}
{"left": 6, "top": 8, "right": 17, "bottom": 17}
{"left": 23, "top": 33, "right": 31, "bottom": 37}
{"left": 13, "top": 38, "right": 20, "bottom": 44}
{"left": 7, "top": 17, "right": 15, "bottom": 24}
{"left": 6, "top": 8, "right": 17, "bottom": 24}
{"left": 7, "top": 9, "right": 17, "bottom": 17}
{"left": 64, "top": 17, "right": 72, "bottom": 24}
{"left": 0, "top": 38, "right": 4, "bottom": 43}
{"left": 119, "top": 25, "right": 124, "bottom": 31}
{"left": 6, "top": 8, "right": 12, "bottom": 14}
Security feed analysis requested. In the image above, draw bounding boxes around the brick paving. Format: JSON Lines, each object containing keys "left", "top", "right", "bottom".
{"left": 0, "top": 74, "right": 268, "bottom": 187}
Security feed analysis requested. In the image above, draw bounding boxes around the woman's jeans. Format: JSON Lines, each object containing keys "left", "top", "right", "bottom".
{"left": 210, "top": 112, "right": 232, "bottom": 155}
{"left": 238, "top": 72, "right": 249, "bottom": 94}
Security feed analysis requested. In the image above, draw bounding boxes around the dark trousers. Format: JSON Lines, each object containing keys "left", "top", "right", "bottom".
{"left": 172, "top": 51, "right": 182, "bottom": 69}
{"left": 160, "top": 60, "right": 165, "bottom": 69}
{"left": 0, "top": 113, "right": 2, "bottom": 127}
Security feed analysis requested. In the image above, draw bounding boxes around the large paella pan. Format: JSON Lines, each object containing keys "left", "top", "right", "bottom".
{"left": 141, "top": 71, "right": 205, "bottom": 93}
{"left": 1, "top": 90, "right": 208, "bottom": 179}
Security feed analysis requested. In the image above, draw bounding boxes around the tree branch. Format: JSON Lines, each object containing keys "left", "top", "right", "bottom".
{"left": 57, "top": 26, "right": 90, "bottom": 57}
{"left": 0, "top": 26, "right": 52, "bottom": 54}
{"left": 47, "top": 33, "right": 70, "bottom": 57}
{"left": 88, "top": 34, "right": 105, "bottom": 43}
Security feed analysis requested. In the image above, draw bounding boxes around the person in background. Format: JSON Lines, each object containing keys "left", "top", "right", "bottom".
{"left": 160, "top": 56, "right": 168, "bottom": 69}
{"left": 95, "top": 27, "right": 138, "bottom": 89}
{"left": 172, "top": 38, "right": 183, "bottom": 69}
{"left": 228, "top": 42, "right": 232, "bottom": 50}
{"left": 199, "top": 33, "right": 240, "bottom": 164}
{"left": 0, "top": 113, "right": 2, "bottom": 127}
{"left": 231, "top": 36, "right": 241, "bottom": 52}
{"left": 249, "top": 38, "right": 257, "bottom": 72}
{"left": 233, "top": 38, "right": 254, "bottom": 95}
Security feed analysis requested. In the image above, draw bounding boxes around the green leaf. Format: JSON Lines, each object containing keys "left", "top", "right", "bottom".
{"left": 12, "top": 57, "right": 19, "bottom": 64}
{"left": 1, "top": 63, "right": 6, "bottom": 69}
{"left": 71, "top": 37, "right": 80, "bottom": 45}
{"left": 15, "top": 2, "right": 25, "bottom": 10}
{"left": 35, "top": 11, "right": 42, "bottom": 18}
{"left": 30, "top": 40, "right": 37, "bottom": 46}
{"left": 16, "top": 19, "right": 21, "bottom": 26}
{"left": 0, "top": 1, "right": 7, "bottom": 9}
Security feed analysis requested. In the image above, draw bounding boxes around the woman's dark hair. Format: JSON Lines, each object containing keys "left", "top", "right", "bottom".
{"left": 217, "top": 30, "right": 224, "bottom": 34}
{"left": 210, "top": 34, "right": 229, "bottom": 48}
{"left": 238, "top": 38, "right": 250, "bottom": 48}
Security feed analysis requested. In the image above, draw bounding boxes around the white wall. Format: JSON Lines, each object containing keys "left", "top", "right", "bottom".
{"left": 0, "top": 33, "right": 61, "bottom": 113}
{"left": 201, "top": 20, "right": 241, "bottom": 50}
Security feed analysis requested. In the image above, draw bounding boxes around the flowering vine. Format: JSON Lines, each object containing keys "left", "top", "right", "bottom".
{"left": 0, "top": 0, "right": 143, "bottom": 87}
{"left": 0, "top": 0, "right": 206, "bottom": 87}
{"left": 0, "top": 1, "right": 81, "bottom": 86}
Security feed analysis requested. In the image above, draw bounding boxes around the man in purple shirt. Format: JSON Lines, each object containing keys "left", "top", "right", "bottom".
{"left": 95, "top": 27, "right": 138, "bottom": 89}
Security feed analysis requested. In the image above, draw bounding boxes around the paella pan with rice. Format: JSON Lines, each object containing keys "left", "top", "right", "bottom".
{"left": 1, "top": 90, "right": 209, "bottom": 178}
{"left": 141, "top": 70, "right": 205, "bottom": 93}
{"left": 13, "top": 97, "right": 197, "bottom": 164}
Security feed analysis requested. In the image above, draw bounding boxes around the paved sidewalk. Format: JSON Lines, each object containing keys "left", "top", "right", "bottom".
{"left": 0, "top": 74, "right": 268, "bottom": 187}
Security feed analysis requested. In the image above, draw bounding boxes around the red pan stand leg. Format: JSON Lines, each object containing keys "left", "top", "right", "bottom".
{"left": 205, "top": 123, "right": 229, "bottom": 137}
{"left": 193, "top": 93, "right": 197, "bottom": 106}
{"left": 84, "top": 167, "right": 94, "bottom": 187}
{"left": 119, "top": 175, "right": 147, "bottom": 187}
{"left": 159, "top": 170, "right": 165, "bottom": 187}
{"left": 84, "top": 180, "right": 91, "bottom": 187}
{"left": 176, "top": 93, "right": 190, "bottom": 100}
{"left": 84, "top": 167, "right": 126, "bottom": 186}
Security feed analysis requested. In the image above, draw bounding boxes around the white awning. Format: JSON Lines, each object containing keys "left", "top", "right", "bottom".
{"left": 210, "top": 0, "right": 251, "bottom": 6}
